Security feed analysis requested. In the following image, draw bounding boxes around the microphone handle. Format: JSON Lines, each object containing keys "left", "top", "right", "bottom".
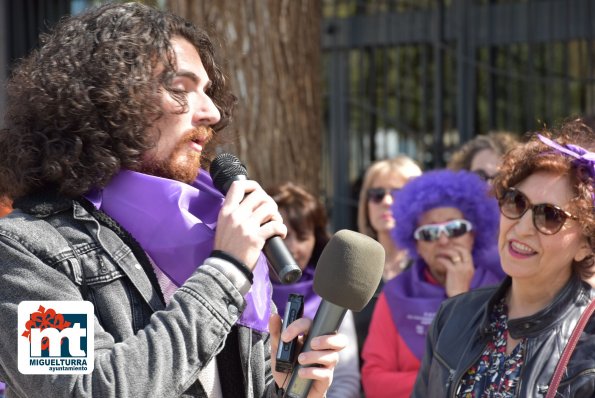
{"left": 284, "top": 301, "right": 347, "bottom": 398}
{"left": 221, "top": 175, "right": 302, "bottom": 284}
{"left": 263, "top": 237, "right": 302, "bottom": 284}
{"left": 221, "top": 174, "right": 248, "bottom": 192}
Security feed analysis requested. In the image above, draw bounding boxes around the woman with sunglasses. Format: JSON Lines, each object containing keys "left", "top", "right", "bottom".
{"left": 361, "top": 169, "right": 503, "bottom": 398}
{"left": 413, "top": 120, "right": 595, "bottom": 397}
{"left": 357, "top": 155, "right": 423, "bottom": 282}
{"left": 354, "top": 156, "right": 422, "bottom": 369}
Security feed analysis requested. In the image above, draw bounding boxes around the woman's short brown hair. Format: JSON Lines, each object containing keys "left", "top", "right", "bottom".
{"left": 267, "top": 182, "right": 330, "bottom": 267}
{"left": 492, "top": 119, "right": 595, "bottom": 279}
{"left": 448, "top": 131, "right": 518, "bottom": 171}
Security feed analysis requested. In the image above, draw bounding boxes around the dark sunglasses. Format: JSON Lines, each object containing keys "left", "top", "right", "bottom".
{"left": 498, "top": 188, "right": 577, "bottom": 235}
{"left": 367, "top": 188, "right": 400, "bottom": 204}
{"left": 413, "top": 219, "right": 473, "bottom": 242}
{"left": 474, "top": 169, "right": 498, "bottom": 182}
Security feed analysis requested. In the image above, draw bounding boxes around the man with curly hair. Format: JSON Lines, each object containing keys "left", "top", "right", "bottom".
{"left": 0, "top": 3, "right": 343, "bottom": 397}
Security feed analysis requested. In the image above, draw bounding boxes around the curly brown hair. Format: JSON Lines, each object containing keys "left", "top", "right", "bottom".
{"left": 0, "top": 2, "right": 236, "bottom": 199}
{"left": 492, "top": 119, "right": 595, "bottom": 279}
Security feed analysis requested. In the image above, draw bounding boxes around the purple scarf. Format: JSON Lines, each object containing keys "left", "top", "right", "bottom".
{"left": 86, "top": 170, "right": 272, "bottom": 332}
{"left": 271, "top": 265, "right": 322, "bottom": 320}
{"left": 384, "top": 253, "right": 502, "bottom": 360}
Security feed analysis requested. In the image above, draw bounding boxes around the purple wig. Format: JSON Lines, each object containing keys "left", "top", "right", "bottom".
{"left": 391, "top": 169, "right": 499, "bottom": 261}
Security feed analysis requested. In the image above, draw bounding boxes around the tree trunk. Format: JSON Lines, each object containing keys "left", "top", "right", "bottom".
{"left": 166, "top": 0, "right": 323, "bottom": 195}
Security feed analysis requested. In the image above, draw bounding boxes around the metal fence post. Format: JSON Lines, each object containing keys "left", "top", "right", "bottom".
{"left": 433, "top": 0, "right": 445, "bottom": 167}
{"left": 328, "top": 45, "right": 351, "bottom": 231}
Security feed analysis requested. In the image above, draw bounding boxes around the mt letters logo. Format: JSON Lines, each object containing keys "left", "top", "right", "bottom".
{"left": 18, "top": 301, "right": 94, "bottom": 374}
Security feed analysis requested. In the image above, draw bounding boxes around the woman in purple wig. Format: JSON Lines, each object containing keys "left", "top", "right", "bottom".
{"left": 361, "top": 169, "right": 503, "bottom": 398}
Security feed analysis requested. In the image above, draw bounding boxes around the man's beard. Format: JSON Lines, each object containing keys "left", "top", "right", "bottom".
{"left": 140, "top": 126, "right": 213, "bottom": 184}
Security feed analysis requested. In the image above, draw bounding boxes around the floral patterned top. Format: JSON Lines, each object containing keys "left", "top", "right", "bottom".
{"left": 456, "top": 298, "right": 527, "bottom": 397}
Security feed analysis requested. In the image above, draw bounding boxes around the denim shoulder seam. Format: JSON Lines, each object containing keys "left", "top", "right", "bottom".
{"left": 0, "top": 228, "right": 75, "bottom": 268}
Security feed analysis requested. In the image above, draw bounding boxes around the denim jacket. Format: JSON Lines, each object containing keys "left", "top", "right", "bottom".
{"left": 0, "top": 193, "right": 277, "bottom": 397}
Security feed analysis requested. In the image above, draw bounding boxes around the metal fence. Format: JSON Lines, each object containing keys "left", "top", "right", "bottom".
{"left": 2, "top": 0, "right": 594, "bottom": 231}
{"left": 0, "top": 0, "right": 72, "bottom": 128}
{"left": 322, "top": 0, "right": 595, "bottom": 230}
{"left": 4, "top": 0, "right": 71, "bottom": 66}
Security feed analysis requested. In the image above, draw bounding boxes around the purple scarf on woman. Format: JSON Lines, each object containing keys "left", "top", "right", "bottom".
{"left": 384, "top": 252, "right": 502, "bottom": 360}
{"left": 86, "top": 170, "right": 272, "bottom": 332}
{"left": 271, "top": 265, "right": 322, "bottom": 320}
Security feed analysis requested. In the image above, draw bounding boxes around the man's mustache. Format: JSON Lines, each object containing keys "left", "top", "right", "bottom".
{"left": 184, "top": 126, "right": 213, "bottom": 144}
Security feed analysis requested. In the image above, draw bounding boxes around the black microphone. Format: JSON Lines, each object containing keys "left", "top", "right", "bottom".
{"left": 210, "top": 153, "right": 302, "bottom": 284}
{"left": 284, "top": 229, "right": 385, "bottom": 398}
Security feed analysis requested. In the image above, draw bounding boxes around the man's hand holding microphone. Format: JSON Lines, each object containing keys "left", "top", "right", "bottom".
{"left": 210, "top": 154, "right": 350, "bottom": 397}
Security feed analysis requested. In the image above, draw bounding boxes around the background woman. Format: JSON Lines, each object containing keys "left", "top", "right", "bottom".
{"left": 354, "top": 155, "right": 422, "bottom": 362}
{"left": 413, "top": 119, "right": 595, "bottom": 397}
{"left": 268, "top": 182, "right": 361, "bottom": 398}
{"left": 361, "top": 170, "right": 503, "bottom": 398}
{"left": 448, "top": 131, "right": 518, "bottom": 184}
{"left": 357, "top": 155, "right": 423, "bottom": 281}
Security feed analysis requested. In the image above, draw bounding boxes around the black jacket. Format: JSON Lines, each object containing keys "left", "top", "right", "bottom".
{"left": 412, "top": 276, "right": 595, "bottom": 398}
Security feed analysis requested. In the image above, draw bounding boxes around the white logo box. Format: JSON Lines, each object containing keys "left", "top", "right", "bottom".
{"left": 18, "top": 301, "right": 94, "bottom": 375}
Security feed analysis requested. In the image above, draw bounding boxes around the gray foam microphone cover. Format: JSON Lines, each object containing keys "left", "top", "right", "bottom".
{"left": 313, "top": 229, "right": 385, "bottom": 311}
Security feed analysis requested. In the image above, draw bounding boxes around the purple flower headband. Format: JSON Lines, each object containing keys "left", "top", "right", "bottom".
{"left": 537, "top": 134, "right": 595, "bottom": 205}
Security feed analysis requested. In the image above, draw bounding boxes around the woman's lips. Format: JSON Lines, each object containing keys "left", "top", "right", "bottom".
{"left": 380, "top": 212, "right": 394, "bottom": 220}
{"left": 508, "top": 240, "right": 537, "bottom": 259}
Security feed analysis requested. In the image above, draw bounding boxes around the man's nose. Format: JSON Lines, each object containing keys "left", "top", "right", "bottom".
{"left": 192, "top": 92, "right": 221, "bottom": 126}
